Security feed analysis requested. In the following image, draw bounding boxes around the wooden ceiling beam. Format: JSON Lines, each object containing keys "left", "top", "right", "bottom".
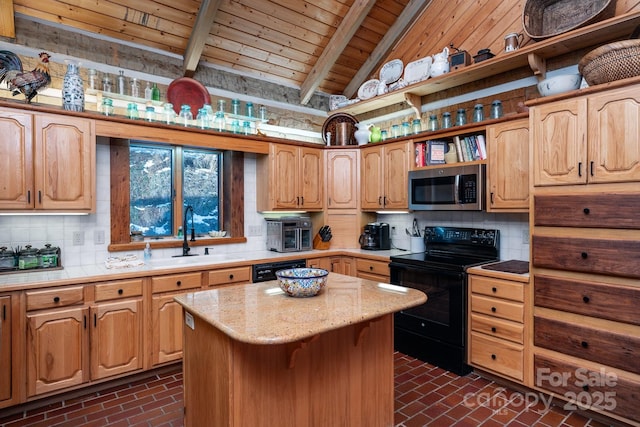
{"left": 299, "top": 0, "right": 376, "bottom": 105}
{"left": 183, "top": 0, "right": 223, "bottom": 77}
{"left": 343, "top": 0, "right": 433, "bottom": 99}
{"left": 0, "top": 0, "right": 15, "bottom": 38}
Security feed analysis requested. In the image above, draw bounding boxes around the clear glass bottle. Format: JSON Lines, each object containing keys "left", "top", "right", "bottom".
{"left": 151, "top": 83, "right": 161, "bottom": 101}
{"left": 101, "top": 97, "right": 114, "bottom": 116}
{"left": 259, "top": 105, "right": 267, "bottom": 121}
{"left": 203, "top": 103, "right": 213, "bottom": 120}
{"left": 102, "top": 75, "right": 112, "bottom": 93}
{"left": 441, "top": 112, "right": 452, "bottom": 129}
{"left": 427, "top": 114, "right": 439, "bottom": 131}
{"left": 412, "top": 119, "right": 422, "bottom": 134}
{"left": 490, "top": 100, "right": 503, "bottom": 119}
{"left": 213, "top": 111, "right": 226, "bottom": 132}
{"left": 473, "top": 104, "right": 485, "bottom": 122}
{"left": 130, "top": 78, "right": 140, "bottom": 98}
{"left": 217, "top": 99, "right": 226, "bottom": 113}
{"left": 117, "top": 70, "right": 126, "bottom": 95}
{"left": 196, "top": 108, "right": 210, "bottom": 129}
{"left": 178, "top": 104, "right": 193, "bottom": 126}
{"left": 245, "top": 102, "right": 254, "bottom": 118}
{"left": 126, "top": 103, "right": 139, "bottom": 119}
{"left": 88, "top": 69, "right": 97, "bottom": 90}
{"left": 456, "top": 108, "right": 467, "bottom": 126}
{"left": 162, "top": 103, "right": 176, "bottom": 124}
{"left": 144, "top": 82, "right": 152, "bottom": 100}
{"left": 231, "top": 99, "right": 240, "bottom": 115}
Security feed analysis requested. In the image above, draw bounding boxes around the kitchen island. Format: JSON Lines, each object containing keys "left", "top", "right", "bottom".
{"left": 174, "top": 272, "right": 427, "bottom": 427}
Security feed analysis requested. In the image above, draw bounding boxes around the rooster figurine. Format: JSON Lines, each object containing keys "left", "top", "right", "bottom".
{"left": 0, "top": 51, "right": 51, "bottom": 103}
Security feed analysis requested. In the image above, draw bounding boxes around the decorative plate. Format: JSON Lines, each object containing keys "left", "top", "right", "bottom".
{"left": 404, "top": 56, "right": 432, "bottom": 84}
{"left": 321, "top": 112, "right": 358, "bottom": 145}
{"left": 379, "top": 59, "right": 404, "bottom": 84}
{"left": 329, "top": 95, "right": 347, "bottom": 111}
{"left": 357, "top": 79, "right": 381, "bottom": 100}
{"left": 166, "top": 77, "right": 211, "bottom": 115}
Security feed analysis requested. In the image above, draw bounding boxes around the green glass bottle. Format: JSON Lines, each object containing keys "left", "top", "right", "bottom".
{"left": 151, "top": 83, "right": 160, "bottom": 101}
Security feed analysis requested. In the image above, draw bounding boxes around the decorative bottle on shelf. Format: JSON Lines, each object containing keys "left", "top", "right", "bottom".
{"left": 144, "top": 82, "right": 152, "bottom": 100}
{"left": 354, "top": 123, "right": 371, "bottom": 145}
{"left": 88, "top": 69, "right": 97, "bottom": 90}
{"left": 151, "top": 83, "right": 161, "bottom": 101}
{"left": 178, "top": 104, "right": 193, "bottom": 126}
{"left": 117, "top": 70, "right": 126, "bottom": 95}
{"left": 130, "top": 78, "right": 140, "bottom": 98}
{"left": 62, "top": 60, "right": 85, "bottom": 112}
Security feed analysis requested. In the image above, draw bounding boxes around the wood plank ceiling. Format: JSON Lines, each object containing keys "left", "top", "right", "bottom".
{"left": 9, "top": 0, "right": 428, "bottom": 104}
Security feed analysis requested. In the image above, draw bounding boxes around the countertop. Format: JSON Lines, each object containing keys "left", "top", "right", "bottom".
{"left": 467, "top": 260, "right": 530, "bottom": 283}
{"left": 174, "top": 272, "right": 427, "bottom": 345}
{"left": 0, "top": 248, "right": 406, "bottom": 292}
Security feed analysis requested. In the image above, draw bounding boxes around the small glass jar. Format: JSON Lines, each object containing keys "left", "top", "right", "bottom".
{"left": 441, "top": 112, "right": 452, "bottom": 129}
{"left": 245, "top": 102, "right": 254, "bottom": 118}
{"left": 101, "top": 97, "right": 114, "bottom": 116}
{"left": 380, "top": 129, "right": 388, "bottom": 141}
{"left": 473, "top": 104, "right": 484, "bottom": 122}
{"left": 412, "top": 119, "right": 422, "bottom": 134}
{"left": 217, "top": 99, "right": 226, "bottom": 113}
{"left": 390, "top": 124, "right": 400, "bottom": 138}
{"left": 178, "top": 104, "right": 193, "bottom": 126}
{"left": 259, "top": 105, "right": 267, "bottom": 121}
{"left": 162, "top": 103, "right": 176, "bottom": 124}
{"left": 88, "top": 69, "right": 97, "bottom": 90}
{"left": 456, "top": 108, "right": 467, "bottom": 126}
{"left": 196, "top": 108, "right": 210, "bottom": 129}
{"left": 427, "top": 114, "right": 439, "bottom": 131}
{"left": 231, "top": 99, "right": 240, "bottom": 115}
{"left": 242, "top": 121, "right": 252, "bottom": 135}
{"left": 401, "top": 121, "right": 411, "bottom": 137}
{"left": 230, "top": 119, "right": 240, "bottom": 134}
{"left": 145, "top": 105, "right": 155, "bottom": 121}
{"left": 490, "top": 100, "right": 503, "bottom": 119}
{"left": 126, "top": 103, "right": 139, "bottom": 119}
{"left": 131, "top": 78, "right": 140, "bottom": 98}
{"left": 213, "top": 111, "right": 226, "bottom": 131}
{"left": 203, "top": 103, "right": 213, "bottom": 119}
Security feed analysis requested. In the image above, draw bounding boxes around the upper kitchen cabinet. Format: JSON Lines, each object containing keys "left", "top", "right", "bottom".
{"left": 257, "top": 144, "right": 323, "bottom": 212}
{"left": 325, "top": 149, "right": 359, "bottom": 209}
{"left": 532, "top": 83, "right": 640, "bottom": 186}
{"left": 486, "top": 118, "right": 530, "bottom": 211}
{"left": 0, "top": 108, "right": 96, "bottom": 212}
{"left": 361, "top": 141, "right": 410, "bottom": 211}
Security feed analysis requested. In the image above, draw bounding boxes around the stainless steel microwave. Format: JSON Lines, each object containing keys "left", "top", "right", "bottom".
{"left": 408, "top": 164, "right": 485, "bottom": 211}
{"left": 266, "top": 217, "right": 313, "bottom": 252}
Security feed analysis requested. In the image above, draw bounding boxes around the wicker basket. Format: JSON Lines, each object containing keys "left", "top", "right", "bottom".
{"left": 579, "top": 40, "right": 640, "bottom": 85}
{"left": 522, "top": 0, "right": 616, "bottom": 40}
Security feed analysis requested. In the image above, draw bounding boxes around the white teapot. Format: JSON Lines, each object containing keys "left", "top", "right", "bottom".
{"left": 430, "top": 46, "right": 450, "bottom": 78}
{"left": 354, "top": 123, "right": 372, "bottom": 145}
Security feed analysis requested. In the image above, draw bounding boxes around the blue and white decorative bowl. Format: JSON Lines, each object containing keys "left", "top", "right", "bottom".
{"left": 276, "top": 268, "right": 329, "bottom": 297}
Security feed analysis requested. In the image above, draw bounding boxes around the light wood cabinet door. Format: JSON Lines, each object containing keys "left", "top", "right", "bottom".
{"left": 0, "top": 108, "right": 33, "bottom": 209}
{"left": 588, "top": 86, "right": 640, "bottom": 183}
{"left": 151, "top": 292, "right": 185, "bottom": 366}
{"left": 34, "top": 113, "right": 95, "bottom": 211}
{"left": 27, "top": 306, "right": 89, "bottom": 396}
{"left": 532, "top": 98, "right": 587, "bottom": 186}
{"left": 487, "top": 119, "right": 529, "bottom": 211}
{"left": 0, "top": 296, "right": 11, "bottom": 402}
{"left": 90, "top": 298, "right": 143, "bottom": 380}
{"left": 271, "top": 144, "right": 298, "bottom": 209}
{"left": 326, "top": 149, "right": 358, "bottom": 209}
{"left": 383, "top": 142, "right": 410, "bottom": 209}
{"left": 299, "top": 146, "right": 323, "bottom": 209}
{"left": 307, "top": 256, "right": 332, "bottom": 270}
{"left": 361, "top": 145, "right": 384, "bottom": 209}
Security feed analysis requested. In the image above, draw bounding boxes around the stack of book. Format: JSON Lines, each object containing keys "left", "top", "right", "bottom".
{"left": 453, "top": 134, "right": 487, "bottom": 162}
{"left": 414, "top": 133, "right": 487, "bottom": 168}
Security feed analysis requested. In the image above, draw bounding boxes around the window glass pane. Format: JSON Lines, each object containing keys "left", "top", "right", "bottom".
{"left": 183, "top": 149, "right": 221, "bottom": 234}
{"left": 130, "top": 145, "right": 173, "bottom": 237}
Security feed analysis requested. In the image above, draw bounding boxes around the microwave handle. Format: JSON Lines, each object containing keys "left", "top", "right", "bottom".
{"left": 295, "top": 228, "right": 301, "bottom": 250}
{"left": 454, "top": 174, "right": 461, "bottom": 204}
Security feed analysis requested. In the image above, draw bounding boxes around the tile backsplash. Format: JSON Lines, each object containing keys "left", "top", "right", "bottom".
{"left": 0, "top": 145, "right": 529, "bottom": 267}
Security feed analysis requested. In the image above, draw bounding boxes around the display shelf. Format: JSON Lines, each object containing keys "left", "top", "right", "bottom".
{"left": 334, "top": 12, "right": 640, "bottom": 117}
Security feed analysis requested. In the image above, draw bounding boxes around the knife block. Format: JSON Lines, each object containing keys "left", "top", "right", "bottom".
{"left": 313, "top": 233, "right": 331, "bottom": 250}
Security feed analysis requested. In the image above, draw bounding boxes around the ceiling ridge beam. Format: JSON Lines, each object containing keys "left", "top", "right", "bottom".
{"left": 183, "top": 0, "right": 223, "bottom": 77}
{"left": 299, "top": 0, "right": 377, "bottom": 105}
{"left": 343, "top": 0, "right": 434, "bottom": 99}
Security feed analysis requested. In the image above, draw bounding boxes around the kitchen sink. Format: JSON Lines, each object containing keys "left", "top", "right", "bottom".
{"left": 147, "top": 254, "right": 246, "bottom": 267}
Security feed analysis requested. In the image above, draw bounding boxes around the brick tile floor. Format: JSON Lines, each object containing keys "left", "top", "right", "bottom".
{"left": 0, "top": 353, "right": 619, "bottom": 426}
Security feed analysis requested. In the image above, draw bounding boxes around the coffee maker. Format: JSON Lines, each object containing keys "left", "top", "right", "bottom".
{"left": 359, "top": 223, "right": 391, "bottom": 250}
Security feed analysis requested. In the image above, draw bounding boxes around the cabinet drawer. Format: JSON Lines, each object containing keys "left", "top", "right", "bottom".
{"left": 470, "top": 294, "right": 523, "bottom": 322}
{"left": 534, "top": 193, "right": 640, "bottom": 229}
{"left": 207, "top": 266, "right": 251, "bottom": 287}
{"left": 94, "top": 279, "right": 143, "bottom": 302}
{"left": 534, "top": 274, "right": 640, "bottom": 326}
{"left": 152, "top": 272, "right": 202, "bottom": 294}
{"left": 534, "top": 316, "right": 640, "bottom": 375}
{"left": 534, "top": 354, "right": 640, "bottom": 423}
{"left": 26, "top": 286, "right": 84, "bottom": 311}
{"left": 470, "top": 332, "right": 523, "bottom": 381}
{"left": 470, "top": 313, "right": 524, "bottom": 344}
{"left": 355, "top": 258, "right": 389, "bottom": 276}
{"left": 532, "top": 235, "right": 640, "bottom": 279}
{"left": 470, "top": 275, "right": 524, "bottom": 302}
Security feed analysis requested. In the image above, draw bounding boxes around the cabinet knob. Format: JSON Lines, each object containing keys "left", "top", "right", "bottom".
{"left": 491, "top": 354, "right": 496, "bottom": 360}
{"left": 229, "top": 274, "right": 234, "bottom": 279}
{"left": 369, "top": 266, "right": 374, "bottom": 271}
{"left": 582, "top": 295, "right": 590, "bottom": 303}
{"left": 581, "top": 252, "right": 588, "bottom": 259}
{"left": 581, "top": 341, "right": 589, "bottom": 348}
{"left": 583, "top": 207, "right": 590, "bottom": 215}
{"left": 118, "top": 289, "right": 124, "bottom": 295}
{"left": 491, "top": 307, "right": 497, "bottom": 313}
{"left": 176, "top": 280, "right": 182, "bottom": 286}
{"left": 491, "top": 287, "right": 497, "bottom": 293}
{"left": 53, "top": 296, "right": 60, "bottom": 303}
{"left": 491, "top": 327, "right": 497, "bottom": 333}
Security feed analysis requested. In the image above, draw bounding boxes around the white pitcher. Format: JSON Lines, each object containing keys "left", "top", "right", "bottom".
{"left": 430, "top": 47, "right": 450, "bottom": 78}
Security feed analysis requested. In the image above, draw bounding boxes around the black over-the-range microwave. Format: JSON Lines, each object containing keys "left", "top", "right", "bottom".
{"left": 408, "top": 163, "right": 485, "bottom": 211}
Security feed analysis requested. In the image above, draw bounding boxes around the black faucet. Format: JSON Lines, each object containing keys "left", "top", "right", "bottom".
{"left": 180, "top": 205, "right": 197, "bottom": 257}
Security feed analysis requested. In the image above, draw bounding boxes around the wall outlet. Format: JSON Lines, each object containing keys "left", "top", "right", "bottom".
{"left": 94, "top": 230, "right": 105, "bottom": 245}
{"left": 522, "top": 230, "right": 530, "bottom": 244}
{"left": 72, "top": 231, "right": 85, "bottom": 246}
{"left": 391, "top": 226, "right": 397, "bottom": 236}
{"left": 248, "top": 225, "right": 262, "bottom": 236}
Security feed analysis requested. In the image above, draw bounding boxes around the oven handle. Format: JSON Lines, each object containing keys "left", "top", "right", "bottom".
{"left": 454, "top": 174, "right": 460, "bottom": 205}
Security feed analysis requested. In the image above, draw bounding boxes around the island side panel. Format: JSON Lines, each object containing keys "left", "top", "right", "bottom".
{"left": 182, "top": 311, "right": 394, "bottom": 427}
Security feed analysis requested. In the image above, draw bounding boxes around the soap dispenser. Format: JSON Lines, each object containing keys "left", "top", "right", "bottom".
{"left": 144, "top": 242, "right": 152, "bottom": 261}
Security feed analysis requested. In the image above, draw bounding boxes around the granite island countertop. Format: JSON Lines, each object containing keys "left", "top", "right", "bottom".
{"left": 174, "top": 272, "right": 427, "bottom": 345}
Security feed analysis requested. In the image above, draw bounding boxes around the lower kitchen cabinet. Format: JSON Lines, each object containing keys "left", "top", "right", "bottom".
{"left": 206, "top": 266, "right": 252, "bottom": 287}
{"left": 307, "top": 256, "right": 332, "bottom": 271}
{"left": 331, "top": 256, "right": 355, "bottom": 276}
{"left": 0, "top": 295, "right": 13, "bottom": 405}
{"left": 355, "top": 257, "right": 389, "bottom": 282}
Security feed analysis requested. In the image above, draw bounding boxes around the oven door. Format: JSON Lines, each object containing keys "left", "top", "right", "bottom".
{"left": 390, "top": 262, "right": 466, "bottom": 347}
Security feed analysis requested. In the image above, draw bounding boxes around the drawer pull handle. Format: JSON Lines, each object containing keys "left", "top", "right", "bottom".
{"left": 491, "top": 354, "right": 496, "bottom": 360}
{"left": 491, "top": 307, "right": 496, "bottom": 313}
{"left": 583, "top": 208, "right": 590, "bottom": 215}
{"left": 118, "top": 289, "right": 123, "bottom": 295}
{"left": 229, "top": 274, "right": 234, "bottom": 280}
{"left": 491, "top": 327, "right": 497, "bottom": 333}
{"left": 582, "top": 296, "right": 590, "bottom": 303}
{"left": 53, "top": 296, "right": 60, "bottom": 303}
{"left": 491, "top": 287, "right": 497, "bottom": 293}
{"left": 581, "top": 252, "right": 588, "bottom": 259}
{"left": 176, "top": 280, "right": 182, "bottom": 286}
{"left": 581, "top": 341, "right": 589, "bottom": 348}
